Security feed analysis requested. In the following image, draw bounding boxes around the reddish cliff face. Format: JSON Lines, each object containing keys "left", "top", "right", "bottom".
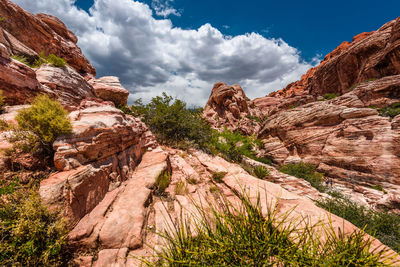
{"left": 0, "top": 0, "right": 95, "bottom": 76}
{"left": 270, "top": 17, "right": 400, "bottom": 98}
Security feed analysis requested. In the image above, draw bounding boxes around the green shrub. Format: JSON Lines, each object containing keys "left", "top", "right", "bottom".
{"left": 0, "top": 191, "right": 70, "bottom": 266}
{"left": 46, "top": 54, "right": 66, "bottom": 68}
{"left": 317, "top": 196, "right": 400, "bottom": 253}
{"left": 155, "top": 171, "right": 171, "bottom": 195}
{"left": 379, "top": 103, "right": 400, "bottom": 119}
{"left": 149, "top": 191, "right": 394, "bottom": 266}
{"left": 13, "top": 95, "right": 72, "bottom": 155}
{"left": 131, "top": 93, "right": 212, "bottom": 150}
{"left": 323, "top": 93, "right": 339, "bottom": 100}
{"left": 370, "top": 184, "right": 386, "bottom": 193}
{"left": 253, "top": 165, "right": 270, "bottom": 179}
{"left": 280, "top": 162, "right": 326, "bottom": 192}
{"left": 212, "top": 171, "right": 227, "bottom": 183}
{"left": 11, "top": 55, "right": 30, "bottom": 66}
{"left": 0, "top": 90, "right": 4, "bottom": 113}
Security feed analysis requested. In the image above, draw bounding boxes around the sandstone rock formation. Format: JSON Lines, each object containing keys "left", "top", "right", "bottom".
{"left": 270, "top": 17, "right": 400, "bottom": 98}
{"left": 203, "top": 82, "right": 262, "bottom": 134}
{"left": 40, "top": 100, "right": 157, "bottom": 225}
{"left": 0, "top": 0, "right": 95, "bottom": 75}
{"left": 89, "top": 76, "right": 130, "bottom": 106}
{"left": 0, "top": 44, "right": 43, "bottom": 105}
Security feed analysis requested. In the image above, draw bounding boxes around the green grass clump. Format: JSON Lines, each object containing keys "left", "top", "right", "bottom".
{"left": 150, "top": 191, "right": 394, "bottom": 266}
{"left": 317, "top": 196, "right": 400, "bottom": 253}
{"left": 11, "top": 95, "right": 72, "bottom": 156}
{"left": 11, "top": 55, "right": 31, "bottom": 66}
{"left": 253, "top": 165, "right": 270, "bottom": 179}
{"left": 370, "top": 184, "right": 386, "bottom": 193}
{"left": 155, "top": 171, "right": 171, "bottom": 195}
{"left": 0, "top": 191, "right": 70, "bottom": 266}
{"left": 11, "top": 53, "right": 66, "bottom": 68}
{"left": 379, "top": 103, "right": 400, "bottom": 119}
{"left": 280, "top": 162, "right": 326, "bottom": 192}
{"left": 246, "top": 115, "right": 263, "bottom": 123}
{"left": 212, "top": 171, "right": 227, "bottom": 183}
{"left": 323, "top": 93, "right": 339, "bottom": 100}
{"left": 131, "top": 93, "right": 212, "bottom": 150}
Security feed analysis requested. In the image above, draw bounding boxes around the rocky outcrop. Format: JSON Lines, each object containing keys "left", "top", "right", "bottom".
{"left": 0, "top": 0, "right": 95, "bottom": 75}
{"left": 36, "top": 64, "right": 96, "bottom": 111}
{"left": 270, "top": 17, "right": 400, "bottom": 98}
{"left": 203, "top": 82, "right": 261, "bottom": 134}
{"left": 89, "top": 76, "right": 130, "bottom": 106}
{"left": 0, "top": 44, "right": 43, "bottom": 105}
{"left": 69, "top": 147, "right": 398, "bottom": 266}
{"left": 40, "top": 100, "right": 157, "bottom": 225}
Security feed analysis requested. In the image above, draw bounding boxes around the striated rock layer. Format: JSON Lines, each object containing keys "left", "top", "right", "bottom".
{"left": 40, "top": 100, "right": 157, "bottom": 225}
{"left": 0, "top": 0, "right": 95, "bottom": 75}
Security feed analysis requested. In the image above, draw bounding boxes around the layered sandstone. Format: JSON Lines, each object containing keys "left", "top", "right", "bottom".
{"left": 40, "top": 100, "right": 157, "bottom": 225}
{"left": 89, "top": 76, "right": 130, "bottom": 106}
{"left": 270, "top": 17, "right": 400, "bottom": 98}
{"left": 0, "top": 0, "right": 95, "bottom": 75}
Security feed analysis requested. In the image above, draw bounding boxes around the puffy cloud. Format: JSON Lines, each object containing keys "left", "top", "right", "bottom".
{"left": 14, "top": 0, "right": 314, "bottom": 106}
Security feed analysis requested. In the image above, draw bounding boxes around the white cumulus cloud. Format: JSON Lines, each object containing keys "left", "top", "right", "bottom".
{"left": 13, "top": 0, "right": 314, "bottom": 106}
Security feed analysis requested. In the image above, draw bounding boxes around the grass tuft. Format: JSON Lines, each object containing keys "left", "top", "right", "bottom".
{"left": 155, "top": 171, "right": 171, "bottom": 195}
{"left": 212, "top": 171, "right": 227, "bottom": 183}
{"left": 280, "top": 162, "right": 326, "bottom": 192}
{"left": 147, "top": 190, "right": 395, "bottom": 266}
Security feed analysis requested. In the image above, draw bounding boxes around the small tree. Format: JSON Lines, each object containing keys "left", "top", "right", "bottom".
{"left": 13, "top": 95, "right": 72, "bottom": 155}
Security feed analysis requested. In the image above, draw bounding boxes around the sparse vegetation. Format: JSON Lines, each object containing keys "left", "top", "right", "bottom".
{"left": 253, "top": 165, "right": 270, "bottom": 179}
{"left": 370, "top": 184, "right": 386, "bottom": 193}
{"left": 10, "top": 95, "right": 72, "bottom": 156}
{"left": 246, "top": 115, "right": 263, "bottom": 123}
{"left": 11, "top": 54, "right": 31, "bottom": 66}
{"left": 0, "top": 191, "right": 70, "bottom": 266}
{"left": 323, "top": 93, "right": 339, "bottom": 100}
{"left": 212, "top": 171, "right": 227, "bottom": 183}
{"left": 186, "top": 176, "right": 198, "bottom": 185}
{"left": 12, "top": 52, "right": 66, "bottom": 68}
{"left": 288, "top": 104, "right": 296, "bottom": 109}
{"left": 131, "top": 93, "right": 213, "bottom": 150}
{"left": 155, "top": 171, "right": 171, "bottom": 195}
{"left": 378, "top": 103, "right": 400, "bottom": 119}
{"left": 149, "top": 191, "right": 394, "bottom": 266}
{"left": 280, "top": 162, "right": 326, "bottom": 192}
{"left": 317, "top": 195, "right": 400, "bottom": 253}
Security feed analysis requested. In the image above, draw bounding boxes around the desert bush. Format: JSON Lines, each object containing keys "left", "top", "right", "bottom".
{"left": 149, "top": 191, "right": 394, "bottom": 266}
{"left": 131, "top": 93, "right": 212, "bottom": 150}
{"left": 174, "top": 180, "right": 188, "bottom": 196}
{"left": 11, "top": 54, "right": 30, "bottom": 66}
{"left": 317, "top": 196, "right": 400, "bottom": 253}
{"left": 280, "top": 162, "right": 326, "bottom": 192}
{"left": 323, "top": 93, "right": 339, "bottom": 100}
{"left": 12, "top": 95, "right": 72, "bottom": 155}
{"left": 0, "top": 191, "right": 69, "bottom": 266}
{"left": 45, "top": 54, "right": 66, "bottom": 68}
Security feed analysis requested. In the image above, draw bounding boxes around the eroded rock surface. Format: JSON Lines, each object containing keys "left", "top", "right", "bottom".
{"left": 0, "top": 0, "right": 95, "bottom": 75}
{"left": 40, "top": 100, "right": 157, "bottom": 225}
{"left": 203, "top": 82, "right": 261, "bottom": 134}
{"left": 89, "top": 76, "right": 130, "bottom": 106}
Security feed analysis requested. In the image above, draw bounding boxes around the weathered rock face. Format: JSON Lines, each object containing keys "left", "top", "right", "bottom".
{"left": 89, "top": 76, "right": 130, "bottom": 106}
{"left": 270, "top": 17, "right": 400, "bottom": 98}
{"left": 69, "top": 148, "right": 398, "bottom": 266}
{"left": 259, "top": 77, "right": 400, "bottom": 189}
{"left": 0, "top": 44, "right": 43, "bottom": 105}
{"left": 203, "top": 82, "right": 261, "bottom": 134}
{"left": 36, "top": 64, "right": 96, "bottom": 111}
{"left": 0, "top": 0, "right": 95, "bottom": 75}
{"left": 40, "top": 100, "right": 157, "bottom": 225}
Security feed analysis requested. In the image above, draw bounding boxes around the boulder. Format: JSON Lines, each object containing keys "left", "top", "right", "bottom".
{"left": 89, "top": 76, "right": 129, "bottom": 106}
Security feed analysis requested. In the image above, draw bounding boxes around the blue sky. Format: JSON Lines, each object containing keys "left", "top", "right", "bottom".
{"left": 14, "top": 0, "right": 400, "bottom": 105}
{"left": 75, "top": 0, "right": 400, "bottom": 61}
